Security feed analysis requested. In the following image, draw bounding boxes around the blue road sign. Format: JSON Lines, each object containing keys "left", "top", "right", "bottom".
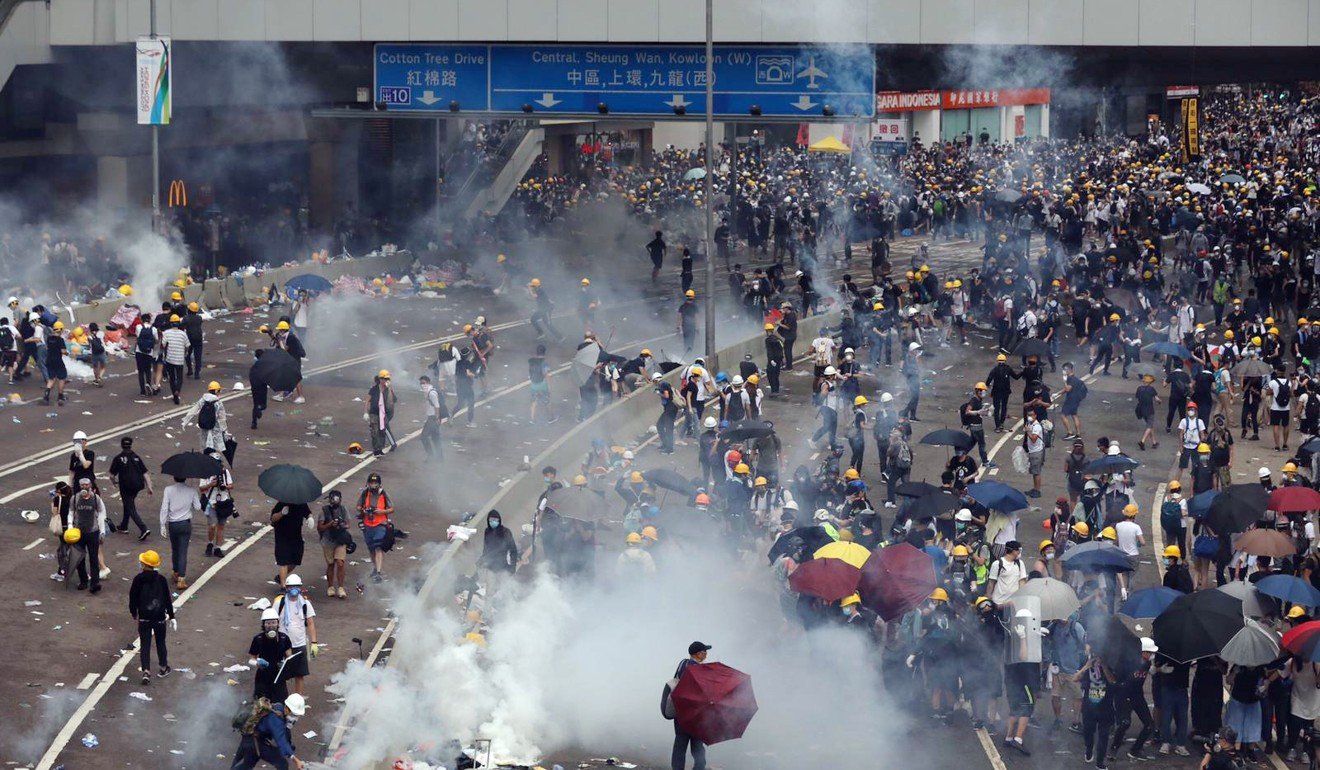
{"left": 373, "top": 44, "right": 874, "bottom": 118}
{"left": 374, "top": 44, "right": 491, "bottom": 110}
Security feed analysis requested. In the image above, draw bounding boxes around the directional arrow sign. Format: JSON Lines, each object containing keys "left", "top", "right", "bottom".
{"left": 534, "top": 92, "right": 561, "bottom": 108}
{"left": 665, "top": 94, "right": 690, "bottom": 110}
{"left": 417, "top": 90, "right": 441, "bottom": 105}
{"left": 791, "top": 95, "right": 818, "bottom": 111}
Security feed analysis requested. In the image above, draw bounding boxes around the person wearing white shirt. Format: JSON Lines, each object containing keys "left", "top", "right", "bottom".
{"left": 159, "top": 476, "right": 200, "bottom": 589}
{"left": 160, "top": 322, "right": 190, "bottom": 405}
{"left": 1024, "top": 413, "right": 1046, "bottom": 498}
{"left": 987, "top": 540, "right": 1027, "bottom": 605}
{"left": 1174, "top": 407, "right": 1206, "bottom": 484}
{"left": 1115, "top": 504, "right": 1145, "bottom": 600}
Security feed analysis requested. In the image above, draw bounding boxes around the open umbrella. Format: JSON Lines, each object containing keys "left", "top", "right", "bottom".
{"left": 1083, "top": 454, "right": 1140, "bottom": 474}
{"left": 813, "top": 540, "right": 871, "bottom": 569}
{"left": 857, "top": 542, "right": 937, "bottom": 621}
{"left": 906, "top": 491, "right": 961, "bottom": 520}
{"left": 571, "top": 342, "right": 602, "bottom": 386}
{"left": 995, "top": 189, "right": 1023, "bottom": 204}
{"left": 683, "top": 167, "right": 707, "bottom": 181}
{"left": 964, "top": 480, "right": 1029, "bottom": 512}
{"left": 1234, "top": 528, "right": 1299, "bottom": 558}
{"left": 1127, "top": 362, "right": 1164, "bottom": 379}
{"left": 252, "top": 347, "right": 303, "bottom": 393}
{"left": 1268, "top": 486, "right": 1320, "bottom": 514}
{"left": 1299, "top": 436, "right": 1320, "bottom": 458}
{"left": 1011, "top": 338, "right": 1050, "bottom": 358}
{"left": 1207, "top": 484, "right": 1270, "bottom": 534}
{"left": 1217, "top": 580, "right": 1278, "bottom": 619}
{"left": 643, "top": 469, "right": 697, "bottom": 496}
{"left": 1283, "top": 621, "right": 1320, "bottom": 662}
{"left": 257, "top": 464, "right": 324, "bottom": 504}
{"left": 895, "top": 481, "right": 941, "bottom": 498}
{"left": 1232, "top": 359, "right": 1272, "bottom": 379}
{"left": 1173, "top": 207, "right": 1201, "bottom": 230}
{"left": 1186, "top": 489, "right": 1220, "bottom": 519}
{"left": 1092, "top": 614, "right": 1143, "bottom": 675}
{"left": 1186, "top": 182, "right": 1212, "bottom": 195}
{"left": 160, "top": 451, "right": 223, "bottom": 479}
{"left": 788, "top": 557, "right": 862, "bottom": 601}
{"left": 1158, "top": 171, "right": 1184, "bottom": 182}
{"left": 1144, "top": 341, "right": 1192, "bottom": 359}
{"left": 1220, "top": 173, "right": 1247, "bottom": 185}
{"left": 918, "top": 428, "right": 974, "bottom": 451}
{"left": 283, "top": 273, "right": 334, "bottom": 300}
{"left": 1219, "top": 618, "right": 1282, "bottom": 666}
{"left": 1152, "top": 589, "right": 1244, "bottom": 663}
{"left": 721, "top": 423, "right": 775, "bottom": 443}
{"left": 1256, "top": 574, "right": 1320, "bottom": 608}
{"left": 1010, "top": 578, "right": 1080, "bottom": 621}
{"left": 1120, "top": 586, "right": 1183, "bottom": 618}
{"left": 1060, "top": 541, "right": 1135, "bottom": 573}
{"left": 767, "top": 526, "right": 835, "bottom": 564}
{"left": 671, "top": 662, "right": 758, "bottom": 745}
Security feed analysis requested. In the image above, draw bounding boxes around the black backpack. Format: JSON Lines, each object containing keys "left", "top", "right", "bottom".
{"left": 1274, "top": 378, "right": 1292, "bottom": 408}
{"left": 198, "top": 399, "right": 218, "bottom": 430}
{"left": 136, "top": 327, "right": 155, "bottom": 355}
{"left": 0, "top": 324, "right": 12, "bottom": 351}
{"left": 90, "top": 334, "right": 105, "bottom": 356}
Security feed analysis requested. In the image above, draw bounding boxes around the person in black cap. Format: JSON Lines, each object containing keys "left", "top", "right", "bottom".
{"left": 672, "top": 642, "right": 710, "bottom": 770}
{"left": 109, "top": 436, "right": 153, "bottom": 539}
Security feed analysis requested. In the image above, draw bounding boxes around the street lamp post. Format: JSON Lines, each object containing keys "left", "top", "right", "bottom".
{"left": 702, "top": 0, "right": 716, "bottom": 367}
{"left": 149, "top": 0, "right": 161, "bottom": 235}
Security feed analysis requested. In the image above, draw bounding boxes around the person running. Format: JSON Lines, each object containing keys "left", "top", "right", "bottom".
{"left": 128, "top": 549, "right": 173, "bottom": 685}
{"left": 109, "top": 436, "right": 152, "bottom": 539}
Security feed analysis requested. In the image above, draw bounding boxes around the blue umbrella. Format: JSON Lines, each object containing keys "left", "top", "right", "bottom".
{"left": 1256, "top": 574, "right": 1320, "bottom": 608}
{"left": 1121, "top": 586, "right": 1184, "bottom": 618}
{"left": 1083, "top": 454, "right": 1141, "bottom": 474}
{"left": 1186, "top": 489, "right": 1220, "bottom": 520}
{"left": 1061, "top": 541, "right": 1135, "bottom": 573}
{"left": 284, "top": 273, "right": 334, "bottom": 300}
{"left": 965, "top": 481, "right": 1029, "bottom": 512}
{"left": 1144, "top": 341, "right": 1192, "bottom": 359}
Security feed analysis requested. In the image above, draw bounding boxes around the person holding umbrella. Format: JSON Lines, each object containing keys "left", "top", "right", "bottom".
{"left": 365, "top": 370, "right": 397, "bottom": 456}
{"left": 158, "top": 474, "right": 200, "bottom": 590}
{"left": 671, "top": 641, "right": 710, "bottom": 770}
{"left": 271, "top": 496, "right": 311, "bottom": 588}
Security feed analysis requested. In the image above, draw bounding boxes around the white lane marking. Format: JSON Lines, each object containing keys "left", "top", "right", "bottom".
{"left": 75, "top": 673, "right": 98, "bottom": 690}
{"left": 23, "top": 538, "right": 44, "bottom": 551}
{"left": 32, "top": 332, "right": 671, "bottom": 770}
{"left": 974, "top": 725, "right": 1009, "bottom": 770}
{"left": 1, "top": 478, "right": 63, "bottom": 504}
{"left": 1150, "top": 482, "right": 1168, "bottom": 581}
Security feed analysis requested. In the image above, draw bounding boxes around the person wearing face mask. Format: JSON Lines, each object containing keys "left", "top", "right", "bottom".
{"left": 1174, "top": 404, "right": 1206, "bottom": 485}
{"left": 1036, "top": 539, "right": 1061, "bottom": 579}
{"left": 479, "top": 510, "right": 519, "bottom": 598}
{"left": 1162, "top": 545, "right": 1194, "bottom": 593}
{"left": 128, "top": 549, "right": 174, "bottom": 685}
{"left": 230, "top": 693, "right": 308, "bottom": 770}
{"left": 248, "top": 607, "right": 294, "bottom": 702}
{"left": 356, "top": 473, "right": 393, "bottom": 583}
{"left": 71, "top": 477, "right": 107, "bottom": 593}
{"left": 273, "top": 574, "right": 317, "bottom": 698}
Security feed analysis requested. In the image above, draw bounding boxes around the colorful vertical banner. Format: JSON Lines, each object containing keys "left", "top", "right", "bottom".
{"left": 136, "top": 37, "right": 172, "bottom": 126}
{"left": 1180, "top": 97, "right": 1199, "bottom": 162}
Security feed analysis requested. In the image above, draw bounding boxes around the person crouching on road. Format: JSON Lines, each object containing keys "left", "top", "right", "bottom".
{"left": 230, "top": 693, "right": 308, "bottom": 770}
{"left": 128, "top": 549, "right": 173, "bottom": 685}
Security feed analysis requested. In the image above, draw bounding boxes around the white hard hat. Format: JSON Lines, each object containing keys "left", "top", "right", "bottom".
{"left": 880, "top": 392, "right": 893, "bottom": 403}
{"left": 704, "top": 416, "right": 717, "bottom": 429}
{"left": 1107, "top": 444, "right": 1120, "bottom": 456}
{"left": 1259, "top": 466, "right": 1272, "bottom": 478}
{"left": 72, "top": 430, "right": 88, "bottom": 441}
{"left": 783, "top": 500, "right": 799, "bottom": 511}
{"left": 955, "top": 508, "right": 973, "bottom": 522}
{"left": 1140, "top": 637, "right": 1159, "bottom": 654}
{"left": 732, "top": 375, "right": 744, "bottom": 386}
{"left": 283, "top": 693, "right": 307, "bottom": 717}
{"left": 651, "top": 372, "right": 663, "bottom": 381}
{"left": 5, "top": 296, "right": 15, "bottom": 305}
{"left": 823, "top": 366, "right": 837, "bottom": 376}
{"left": 813, "top": 508, "right": 831, "bottom": 522}
{"left": 909, "top": 342, "right": 921, "bottom": 351}
{"left": 284, "top": 574, "right": 303, "bottom": 587}
{"left": 622, "top": 450, "right": 635, "bottom": 460}
{"left": 843, "top": 347, "right": 855, "bottom": 355}
{"left": 261, "top": 607, "right": 279, "bottom": 622}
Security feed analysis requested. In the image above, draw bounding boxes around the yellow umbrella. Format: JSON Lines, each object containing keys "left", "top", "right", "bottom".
{"left": 807, "top": 136, "right": 851, "bottom": 154}
{"left": 814, "top": 541, "right": 871, "bottom": 569}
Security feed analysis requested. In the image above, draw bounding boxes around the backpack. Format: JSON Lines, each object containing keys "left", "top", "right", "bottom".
{"left": 136, "top": 327, "right": 156, "bottom": 355}
{"left": 0, "top": 324, "right": 12, "bottom": 351}
{"left": 661, "top": 678, "right": 680, "bottom": 719}
{"left": 894, "top": 441, "right": 912, "bottom": 470}
{"left": 1160, "top": 500, "right": 1183, "bottom": 532}
{"left": 993, "top": 297, "right": 1008, "bottom": 320}
{"left": 233, "top": 697, "right": 273, "bottom": 734}
{"left": 1273, "top": 378, "right": 1292, "bottom": 408}
{"left": 1071, "top": 377, "right": 1089, "bottom": 401}
{"left": 90, "top": 334, "right": 105, "bottom": 356}
{"left": 198, "top": 399, "right": 218, "bottom": 431}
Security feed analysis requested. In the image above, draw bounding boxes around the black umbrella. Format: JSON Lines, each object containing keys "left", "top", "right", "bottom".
{"left": 658, "top": 361, "right": 683, "bottom": 374}
{"left": 644, "top": 469, "right": 698, "bottom": 496}
{"left": 895, "top": 481, "right": 940, "bottom": 498}
{"left": 918, "top": 429, "right": 975, "bottom": 452}
{"left": 252, "top": 347, "right": 303, "bottom": 392}
{"left": 257, "top": 464, "right": 324, "bottom": 504}
{"left": 1152, "top": 589, "right": 1245, "bottom": 663}
{"left": 907, "top": 491, "right": 961, "bottom": 521}
{"left": 1011, "top": 338, "right": 1050, "bottom": 358}
{"left": 1083, "top": 454, "right": 1140, "bottom": 474}
{"left": 161, "top": 451, "right": 223, "bottom": 479}
{"left": 1091, "top": 615, "right": 1143, "bottom": 676}
{"left": 1206, "top": 484, "right": 1270, "bottom": 535}
{"left": 767, "top": 526, "right": 835, "bottom": 564}
{"left": 222, "top": 435, "right": 238, "bottom": 466}
{"left": 722, "top": 423, "right": 775, "bottom": 442}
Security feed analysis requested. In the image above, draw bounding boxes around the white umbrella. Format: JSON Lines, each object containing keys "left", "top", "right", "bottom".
{"left": 1186, "top": 182, "right": 1212, "bottom": 195}
{"left": 1219, "top": 618, "right": 1281, "bottom": 666}
{"left": 1010, "top": 577, "right": 1080, "bottom": 621}
{"left": 1217, "top": 580, "right": 1279, "bottom": 619}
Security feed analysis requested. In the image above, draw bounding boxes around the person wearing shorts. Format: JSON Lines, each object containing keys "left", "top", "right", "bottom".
{"left": 200, "top": 448, "right": 234, "bottom": 558}
{"left": 317, "top": 490, "right": 350, "bottom": 598}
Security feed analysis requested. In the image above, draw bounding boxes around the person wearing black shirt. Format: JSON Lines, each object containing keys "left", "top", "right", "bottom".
{"left": 1241, "top": 374, "right": 1262, "bottom": 440}
{"left": 680, "top": 247, "right": 694, "bottom": 295}
{"left": 181, "top": 303, "right": 204, "bottom": 379}
{"left": 1166, "top": 368, "right": 1192, "bottom": 432}
{"left": 776, "top": 304, "right": 798, "bottom": 368}
{"left": 962, "top": 384, "right": 991, "bottom": 465}
{"left": 109, "top": 437, "right": 153, "bottom": 538}
{"left": 647, "top": 230, "right": 666, "bottom": 281}
{"left": 986, "top": 355, "right": 1019, "bottom": 432}
{"left": 677, "top": 293, "right": 699, "bottom": 353}
{"left": 1135, "top": 374, "right": 1161, "bottom": 450}
{"left": 1076, "top": 655, "right": 1119, "bottom": 768}
{"left": 128, "top": 550, "right": 174, "bottom": 683}
{"left": 671, "top": 642, "right": 710, "bottom": 770}
{"left": 764, "top": 325, "right": 784, "bottom": 394}
{"left": 654, "top": 374, "right": 678, "bottom": 454}
{"left": 1109, "top": 647, "right": 1157, "bottom": 761}
{"left": 247, "top": 608, "right": 294, "bottom": 702}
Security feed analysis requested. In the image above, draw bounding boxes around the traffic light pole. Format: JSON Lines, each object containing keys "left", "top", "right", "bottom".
{"left": 702, "top": 0, "right": 716, "bottom": 368}
{"left": 149, "top": 0, "right": 161, "bottom": 235}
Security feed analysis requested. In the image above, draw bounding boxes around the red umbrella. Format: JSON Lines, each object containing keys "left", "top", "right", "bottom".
{"left": 1282, "top": 620, "right": 1320, "bottom": 662}
{"left": 857, "top": 542, "right": 937, "bottom": 621}
{"left": 671, "top": 662, "right": 759, "bottom": 745}
{"left": 1269, "top": 486, "right": 1320, "bottom": 514}
{"left": 787, "top": 557, "right": 862, "bottom": 601}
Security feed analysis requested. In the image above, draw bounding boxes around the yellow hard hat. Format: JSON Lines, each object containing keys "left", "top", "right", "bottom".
{"left": 372, "top": 277, "right": 384, "bottom": 286}
{"left": 1168, "top": 480, "right": 1182, "bottom": 491}
{"left": 1040, "top": 539, "right": 1054, "bottom": 553}
{"left": 347, "top": 441, "right": 364, "bottom": 454}
{"left": 1109, "top": 313, "right": 1120, "bottom": 322}
{"left": 685, "top": 289, "right": 696, "bottom": 298}
{"left": 996, "top": 353, "right": 1007, "bottom": 362}
{"left": 919, "top": 264, "right": 930, "bottom": 273}
{"left": 841, "top": 593, "right": 861, "bottom": 607}
{"left": 1197, "top": 443, "right": 1210, "bottom": 453}
{"left": 640, "top": 349, "right": 652, "bottom": 357}
{"left": 930, "top": 588, "right": 949, "bottom": 602}
{"left": 118, "top": 284, "right": 134, "bottom": 296}
{"left": 188, "top": 302, "right": 199, "bottom": 312}
{"left": 377, "top": 369, "right": 390, "bottom": 379}
{"left": 953, "top": 280, "right": 962, "bottom": 288}
{"left": 63, "top": 527, "right": 81, "bottom": 544}
{"left": 1289, "top": 606, "right": 1308, "bottom": 619}
{"left": 581, "top": 278, "right": 591, "bottom": 286}
{"left": 905, "top": 271, "right": 915, "bottom": 280}
{"left": 1073, "top": 522, "right": 1090, "bottom": 537}
{"left": 1284, "top": 462, "right": 1299, "bottom": 473}
{"left": 1123, "top": 503, "right": 1139, "bottom": 517}
{"left": 630, "top": 470, "right": 644, "bottom": 483}
{"left": 1195, "top": 323, "right": 1206, "bottom": 332}
{"left": 207, "top": 381, "right": 221, "bottom": 392}
{"left": 873, "top": 303, "right": 884, "bottom": 311}
{"left": 1163, "top": 545, "right": 1182, "bottom": 559}
{"left": 844, "top": 468, "right": 860, "bottom": 480}
{"left": 690, "top": 366, "right": 704, "bottom": 377}
{"left": 1224, "top": 330, "right": 1234, "bottom": 340}
{"left": 529, "top": 278, "right": 542, "bottom": 287}
{"left": 642, "top": 525, "right": 659, "bottom": 540}
{"left": 952, "top": 545, "right": 970, "bottom": 557}
{"left": 1099, "top": 526, "right": 1117, "bottom": 541}
{"left": 497, "top": 253, "right": 507, "bottom": 263}
{"left": 168, "top": 314, "right": 181, "bottom": 323}
{"left": 734, "top": 462, "right": 750, "bottom": 474}
{"left": 747, "top": 374, "right": 759, "bottom": 385}
{"left": 258, "top": 324, "right": 270, "bottom": 334}
{"left": 626, "top": 532, "right": 643, "bottom": 545}
{"left": 52, "top": 321, "right": 64, "bottom": 331}
{"left": 463, "top": 324, "right": 473, "bottom": 333}
{"left": 975, "top": 381, "right": 987, "bottom": 391}
{"left": 276, "top": 321, "right": 290, "bottom": 331}
{"left": 170, "top": 291, "right": 183, "bottom": 301}
{"left": 1252, "top": 336, "right": 1263, "bottom": 346}
{"left": 854, "top": 395, "right": 869, "bottom": 406}
{"left": 764, "top": 323, "right": 775, "bottom": 331}
{"left": 139, "top": 549, "right": 161, "bottom": 568}
{"left": 572, "top": 474, "right": 587, "bottom": 486}
{"left": 1266, "top": 317, "right": 1276, "bottom": 325}
{"left": 754, "top": 476, "right": 768, "bottom": 487}
{"left": 1270, "top": 327, "right": 1280, "bottom": 336}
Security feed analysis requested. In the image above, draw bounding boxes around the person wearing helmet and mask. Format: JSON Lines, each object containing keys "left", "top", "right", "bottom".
{"left": 962, "top": 382, "right": 993, "bottom": 467}
{"left": 847, "top": 395, "right": 868, "bottom": 471}
{"left": 885, "top": 425, "right": 913, "bottom": 509}
{"left": 159, "top": 314, "right": 190, "bottom": 405}
{"left": 1162, "top": 545, "right": 1193, "bottom": 593}
{"left": 317, "top": 490, "right": 351, "bottom": 599}
{"left": 762, "top": 322, "right": 785, "bottom": 394}
{"left": 812, "top": 366, "right": 841, "bottom": 450}
{"left": 676, "top": 288, "right": 698, "bottom": 353}
{"left": 355, "top": 473, "right": 393, "bottom": 583}
{"left": 183, "top": 380, "right": 229, "bottom": 452}
{"left": 129, "top": 549, "right": 174, "bottom": 685}
{"left": 248, "top": 606, "right": 294, "bottom": 702}
{"left": 42, "top": 319, "right": 68, "bottom": 405}
{"left": 270, "top": 320, "right": 307, "bottom": 405}
{"left": 1174, "top": 404, "right": 1207, "bottom": 485}
{"left": 365, "top": 370, "right": 397, "bottom": 456}
{"left": 181, "top": 300, "right": 205, "bottom": 379}
{"left": 479, "top": 510, "right": 519, "bottom": 598}
{"left": 654, "top": 370, "right": 679, "bottom": 454}
{"left": 230, "top": 692, "right": 309, "bottom": 770}
{"left": 618, "top": 532, "right": 656, "bottom": 575}
{"left": 986, "top": 352, "right": 1020, "bottom": 432}
{"left": 68, "top": 429, "right": 96, "bottom": 491}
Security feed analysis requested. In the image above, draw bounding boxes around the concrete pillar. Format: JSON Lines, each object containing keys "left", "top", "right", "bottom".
{"left": 308, "top": 141, "right": 335, "bottom": 230}
{"left": 542, "top": 133, "right": 564, "bottom": 175}
{"left": 96, "top": 155, "right": 151, "bottom": 211}
{"left": 637, "top": 127, "right": 653, "bottom": 166}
